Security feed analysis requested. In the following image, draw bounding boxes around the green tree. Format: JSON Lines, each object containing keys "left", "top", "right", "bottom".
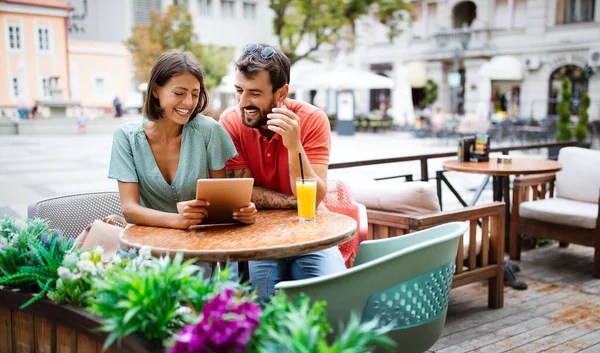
{"left": 271, "top": 0, "right": 414, "bottom": 65}
{"left": 126, "top": 5, "right": 232, "bottom": 90}
{"left": 575, "top": 93, "right": 590, "bottom": 142}
{"left": 424, "top": 79, "right": 438, "bottom": 107}
{"left": 555, "top": 77, "right": 573, "bottom": 141}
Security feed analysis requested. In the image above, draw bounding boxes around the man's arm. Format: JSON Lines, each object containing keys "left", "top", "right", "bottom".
{"left": 226, "top": 168, "right": 297, "bottom": 209}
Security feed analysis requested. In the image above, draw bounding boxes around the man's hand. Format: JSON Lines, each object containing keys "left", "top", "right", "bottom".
{"left": 233, "top": 202, "right": 257, "bottom": 224}
{"left": 267, "top": 105, "right": 301, "bottom": 151}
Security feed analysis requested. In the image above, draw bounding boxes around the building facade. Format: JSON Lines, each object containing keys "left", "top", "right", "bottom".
{"left": 0, "top": 0, "right": 72, "bottom": 109}
{"left": 355, "top": 0, "right": 600, "bottom": 125}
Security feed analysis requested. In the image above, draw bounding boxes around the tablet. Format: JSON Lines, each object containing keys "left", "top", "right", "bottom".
{"left": 195, "top": 178, "right": 254, "bottom": 224}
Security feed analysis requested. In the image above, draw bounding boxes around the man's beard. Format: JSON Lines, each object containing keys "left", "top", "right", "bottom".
{"left": 241, "top": 102, "right": 276, "bottom": 129}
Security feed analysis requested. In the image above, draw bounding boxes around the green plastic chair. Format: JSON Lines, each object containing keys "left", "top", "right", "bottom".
{"left": 275, "top": 222, "right": 467, "bottom": 353}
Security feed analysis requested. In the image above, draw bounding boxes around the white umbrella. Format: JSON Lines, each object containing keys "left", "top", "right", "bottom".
{"left": 290, "top": 62, "right": 395, "bottom": 90}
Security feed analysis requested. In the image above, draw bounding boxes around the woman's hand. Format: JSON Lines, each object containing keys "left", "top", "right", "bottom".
{"left": 233, "top": 202, "right": 257, "bottom": 224}
{"left": 174, "top": 200, "right": 209, "bottom": 229}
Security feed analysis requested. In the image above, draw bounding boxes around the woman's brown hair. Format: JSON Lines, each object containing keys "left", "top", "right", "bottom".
{"left": 143, "top": 50, "right": 209, "bottom": 121}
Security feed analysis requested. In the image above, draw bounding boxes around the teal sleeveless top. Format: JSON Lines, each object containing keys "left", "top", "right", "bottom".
{"left": 108, "top": 115, "right": 237, "bottom": 213}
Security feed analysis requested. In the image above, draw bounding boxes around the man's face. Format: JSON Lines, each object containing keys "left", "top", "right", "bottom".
{"left": 234, "top": 70, "right": 280, "bottom": 129}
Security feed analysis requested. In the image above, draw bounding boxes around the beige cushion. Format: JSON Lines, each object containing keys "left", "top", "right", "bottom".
{"left": 556, "top": 147, "right": 600, "bottom": 203}
{"left": 519, "top": 197, "right": 598, "bottom": 229}
{"left": 461, "top": 222, "right": 489, "bottom": 260}
{"left": 331, "top": 173, "right": 440, "bottom": 215}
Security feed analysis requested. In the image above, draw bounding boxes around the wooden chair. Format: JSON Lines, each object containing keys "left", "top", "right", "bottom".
{"left": 366, "top": 202, "right": 505, "bottom": 309}
{"left": 510, "top": 158, "right": 600, "bottom": 277}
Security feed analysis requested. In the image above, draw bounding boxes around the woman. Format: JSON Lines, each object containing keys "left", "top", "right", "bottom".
{"left": 109, "top": 50, "right": 256, "bottom": 229}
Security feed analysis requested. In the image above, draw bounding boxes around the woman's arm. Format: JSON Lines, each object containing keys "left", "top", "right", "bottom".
{"left": 118, "top": 181, "right": 208, "bottom": 229}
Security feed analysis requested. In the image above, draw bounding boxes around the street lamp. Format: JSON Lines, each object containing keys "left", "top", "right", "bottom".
{"left": 434, "top": 23, "right": 471, "bottom": 116}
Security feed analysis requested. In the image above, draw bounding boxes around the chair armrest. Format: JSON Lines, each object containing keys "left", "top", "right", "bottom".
{"left": 513, "top": 173, "right": 556, "bottom": 188}
{"left": 357, "top": 203, "right": 369, "bottom": 243}
{"left": 406, "top": 202, "right": 505, "bottom": 229}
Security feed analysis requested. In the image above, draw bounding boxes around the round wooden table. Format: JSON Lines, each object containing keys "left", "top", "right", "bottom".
{"left": 119, "top": 209, "right": 357, "bottom": 262}
{"left": 443, "top": 158, "right": 562, "bottom": 177}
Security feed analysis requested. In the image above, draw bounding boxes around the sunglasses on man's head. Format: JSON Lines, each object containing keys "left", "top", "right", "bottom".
{"left": 244, "top": 43, "right": 276, "bottom": 59}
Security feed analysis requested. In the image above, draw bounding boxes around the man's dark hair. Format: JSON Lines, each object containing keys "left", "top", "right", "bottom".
{"left": 235, "top": 44, "right": 290, "bottom": 93}
{"left": 143, "top": 50, "right": 209, "bottom": 121}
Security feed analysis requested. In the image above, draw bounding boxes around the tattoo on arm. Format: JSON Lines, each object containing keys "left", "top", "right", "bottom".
{"left": 226, "top": 169, "right": 248, "bottom": 179}
{"left": 252, "top": 187, "right": 297, "bottom": 209}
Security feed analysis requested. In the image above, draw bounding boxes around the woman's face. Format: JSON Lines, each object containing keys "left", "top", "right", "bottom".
{"left": 153, "top": 73, "right": 200, "bottom": 124}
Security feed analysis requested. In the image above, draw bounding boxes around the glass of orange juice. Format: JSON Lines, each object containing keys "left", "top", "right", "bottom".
{"left": 296, "top": 177, "right": 317, "bottom": 222}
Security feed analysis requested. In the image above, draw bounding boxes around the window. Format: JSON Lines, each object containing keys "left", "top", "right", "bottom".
{"left": 37, "top": 27, "right": 50, "bottom": 51}
{"left": 557, "top": 0, "right": 596, "bottom": 24}
{"left": 426, "top": 3, "right": 437, "bottom": 37}
{"left": 198, "top": 0, "right": 212, "bottom": 15}
{"left": 412, "top": 2, "right": 425, "bottom": 38}
{"left": 10, "top": 77, "right": 20, "bottom": 99}
{"left": 40, "top": 77, "right": 52, "bottom": 98}
{"left": 243, "top": 2, "right": 256, "bottom": 19}
{"left": 7, "top": 24, "right": 22, "bottom": 50}
{"left": 174, "top": 0, "right": 188, "bottom": 7}
{"left": 93, "top": 75, "right": 108, "bottom": 100}
{"left": 513, "top": 0, "right": 527, "bottom": 29}
{"left": 494, "top": 0, "right": 510, "bottom": 29}
{"left": 221, "top": 0, "right": 235, "bottom": 18}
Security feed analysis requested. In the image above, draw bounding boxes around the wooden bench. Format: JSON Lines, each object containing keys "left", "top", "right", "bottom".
{"left": 366, "top": 202, "right": 505, "bottom": 309}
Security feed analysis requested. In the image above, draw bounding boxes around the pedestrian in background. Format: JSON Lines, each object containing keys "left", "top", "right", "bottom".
{"left": 113, "top": 97, "right": 123, "bottom": 117}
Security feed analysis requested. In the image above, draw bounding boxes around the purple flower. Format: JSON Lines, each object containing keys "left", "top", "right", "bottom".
{"left": 170, "top": 288, "right": 261, "bottom": 353}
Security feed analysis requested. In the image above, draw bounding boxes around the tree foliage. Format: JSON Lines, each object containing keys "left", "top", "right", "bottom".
{"left": 555, "top": 77, "right": 573, "bottom": 141}
{"left": 424, "top": 79, "right": 438, "bottom": 107}
{"left": 270, "top": 0, "right": 413, "bottom": 65}
{"left": 575, "top": 93, "right": 590, "bottom": 142}
{"left": 126, "top": 5, "right": 232, "bottom": 90}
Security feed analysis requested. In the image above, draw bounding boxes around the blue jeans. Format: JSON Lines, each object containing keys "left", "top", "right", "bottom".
{"left": 249, "top": 247, "right": 346, "bottom": 305}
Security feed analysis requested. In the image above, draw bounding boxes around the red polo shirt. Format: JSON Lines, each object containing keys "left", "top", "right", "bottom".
{"left": 219, "top": 98, "right": 331, "bottom": 195}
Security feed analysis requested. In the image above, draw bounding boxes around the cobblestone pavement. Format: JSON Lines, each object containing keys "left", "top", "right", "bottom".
{"left": 0, "top": 117, "right": 549, "bottom": 219}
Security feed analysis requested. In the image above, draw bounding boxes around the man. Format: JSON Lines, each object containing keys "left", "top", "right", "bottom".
{"left": 219, "top": 43, "right": 345, "bottom": 304}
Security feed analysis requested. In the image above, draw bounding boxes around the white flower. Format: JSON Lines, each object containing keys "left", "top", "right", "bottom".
{"left": 0, "top": 237, "right": 8, "bottom": 247}
{"left": 96, "top": 262, "right": 105, "bottom": 276}
{"left": 139, "top": 246, "right": 152, "bottom": 259}
{"left": 62, "top": 252, "right": 78, "bottom": 268}
{"left": 77, "top": 259, "right": 97, "bottom": 275}
{"left": 111, "top": 255, "right": 122, "bottom": 266}
{"left": 80, "top": 251, "right": 91, "bottom": 261}
{"left": 57, "top": 266, "right": 72, "bottom": 279}
{"left": 176, "top": 306, "right": 192, "bottom": 315}
{"left": 93, "top": 246, "right": 104, "bottom": 257}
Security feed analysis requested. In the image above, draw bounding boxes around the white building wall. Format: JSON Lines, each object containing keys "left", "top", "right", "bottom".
{"left": 355, "top": 0, "right": 600, "bottom": 122}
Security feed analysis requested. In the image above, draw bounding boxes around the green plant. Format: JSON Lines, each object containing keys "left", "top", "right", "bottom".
{"left": 86, "top": 249, "right": 238, "bottom": 349}
{"left": 47, "top": 247, "right": 137, "bottom": 306}
{"left": 248, "top": 292, "right": 395, "bottom": 353}
{"left": 424, "top": 79, "right": 438, "bottom": 107}
{"left": 555, "top": 77, "right": 573, "bottom": 141}
{"left": 0, "top": 216, "right": 72, "bottom": 308}
{"left": 575, "top": 93, "right": 590, "bottom": 141}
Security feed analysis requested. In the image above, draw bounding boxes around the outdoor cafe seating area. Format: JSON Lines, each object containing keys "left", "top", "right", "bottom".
{"left": 1, "top": 143, "right": 599, "bottom": 353}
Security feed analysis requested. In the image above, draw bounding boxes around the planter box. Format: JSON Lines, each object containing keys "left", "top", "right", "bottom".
{"left": 0, "top": 288, "right": 161, "bottom": 353}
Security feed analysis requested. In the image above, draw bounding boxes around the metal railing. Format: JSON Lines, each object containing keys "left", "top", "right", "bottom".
{"left": 329, "top": 141, "right": 587, "bottom": 181}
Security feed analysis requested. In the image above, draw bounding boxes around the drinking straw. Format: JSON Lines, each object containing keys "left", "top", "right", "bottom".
{"left": 299, "top": 152, "right": 305, "bottom": 184}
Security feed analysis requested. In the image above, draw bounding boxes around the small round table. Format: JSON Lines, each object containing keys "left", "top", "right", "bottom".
{"left": 443, "top": 158, "right": 562, "bottom": 205}
{"left": 119, "top": 209, "right": 357, "bottom": 262}
{"left": 442, "top": 157, "right": 562, "bottom": 289}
